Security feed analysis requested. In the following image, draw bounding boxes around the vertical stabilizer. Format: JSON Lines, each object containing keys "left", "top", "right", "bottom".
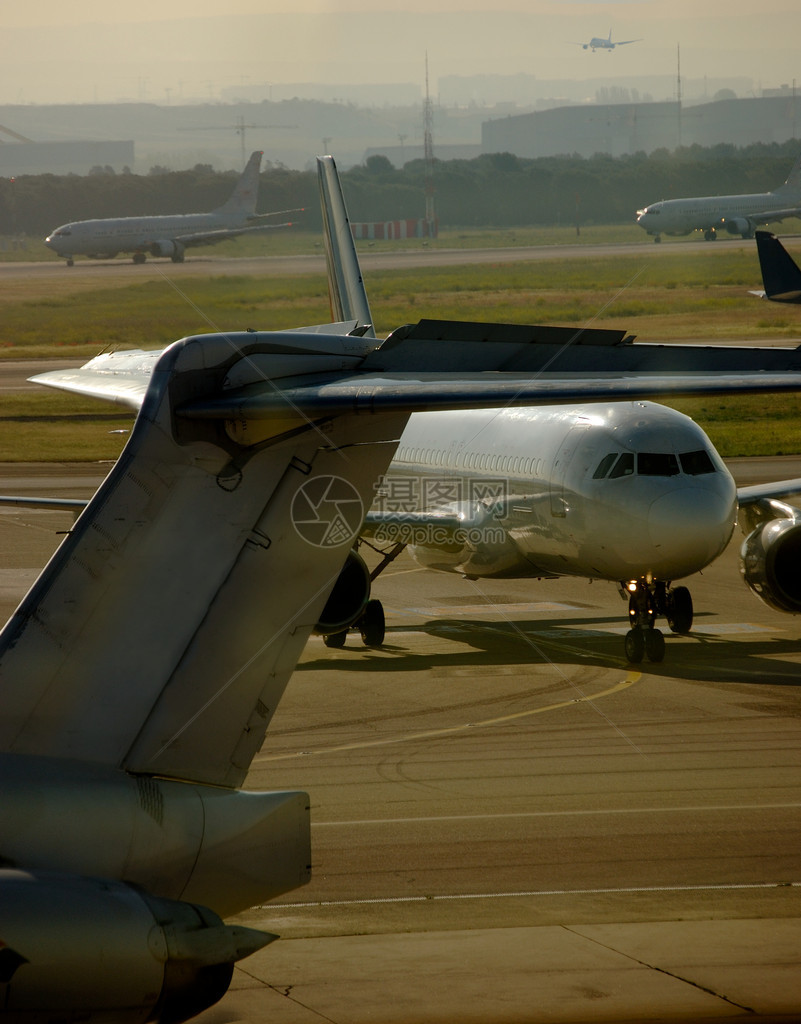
{"left": 216, "top": 150, "right": 263, "bottom": 216}
{"left": 0, "top": 331, "right": 404, "bottom": 788}
{"left": 755, "top": 231, "right": 801, "bottom": 303}
{"left": 776, "top": 152, "right": 801, "bottom": 194}
{"left": 317, "top": 156, "right": 375, "bottom": 337}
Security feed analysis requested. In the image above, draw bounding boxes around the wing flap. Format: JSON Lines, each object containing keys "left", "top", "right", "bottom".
{"left": 173, "top": 220, "right": 296, "bottom": 248}
{"left": 179, "top": 370, "right": 801, "bottom": 424}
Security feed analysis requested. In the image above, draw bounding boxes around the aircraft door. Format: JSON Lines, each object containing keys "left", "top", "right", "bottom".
{"left": 550, "top": 423, "right": 590, "bottom": 517}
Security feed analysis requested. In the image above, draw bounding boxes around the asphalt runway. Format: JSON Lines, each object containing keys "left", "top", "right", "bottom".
{"left": 1, "top": 460, "right": 800, "bottom": 1024}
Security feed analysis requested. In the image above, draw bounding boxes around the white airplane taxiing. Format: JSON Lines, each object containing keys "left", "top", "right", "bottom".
{"left": 30, "top": 161, "right": 801, "bottom": 666}
{"left": 637, "top": 153, "right": 801, "bottom": 243}
{"left": 44, "top": 150, "right": 299, "bottom": 266}
{"left": 572, "top": 30, "right": 641, "bottom": 51}
{"left": 4, "top": 156, "right": 801, "bottom": 1021}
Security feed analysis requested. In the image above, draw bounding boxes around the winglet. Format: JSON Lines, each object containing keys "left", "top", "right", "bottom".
{"left": 317, "top": 156, "right": 375, "bottom": 337}
{"left": 755, "top": 230, "right": 801, "bottom": 303}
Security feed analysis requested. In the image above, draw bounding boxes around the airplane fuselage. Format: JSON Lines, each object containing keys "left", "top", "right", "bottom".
{"left": 377, "top": 401, "right": 736, "bottom": 584}
{"left": 636, "top": 190, "right": 797, "bottom": 238}
{"left": 43, "top": 149, "right": 266, "bottom": 265}
{"left": 45, "top": 211, "right": 246, "bottom": 259}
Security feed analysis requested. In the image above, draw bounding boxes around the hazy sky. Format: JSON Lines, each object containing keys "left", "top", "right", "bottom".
{"left": 2, "top": 2, "right": 800, "bottom": 105}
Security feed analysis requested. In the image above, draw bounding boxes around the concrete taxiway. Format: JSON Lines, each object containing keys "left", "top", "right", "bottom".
{"left": 1, "top": 461, "right": 800, "bottom": 1023}
{"left": 0, "top": 233, "right": 783, "bottom": 288}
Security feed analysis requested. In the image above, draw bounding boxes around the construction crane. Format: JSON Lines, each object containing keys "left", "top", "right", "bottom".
{"left": 0, "top": 125, "right": 34, "bottom": 144}
{"left": 179, "top": 115, "right": 296, "bottom": 168}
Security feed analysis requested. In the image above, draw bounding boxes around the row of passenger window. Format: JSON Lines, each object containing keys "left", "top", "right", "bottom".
{"left": 593, "top": 449, "right": 716, "bottom": 480}
{"left": 396, "top": 446, "right": 546, "bottom": 478}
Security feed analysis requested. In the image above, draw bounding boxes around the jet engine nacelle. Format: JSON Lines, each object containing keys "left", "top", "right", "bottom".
{"left": 740, "top": 515, "right": 801, "bottom": 613}
{"left": 314, "top": 548, "right": 370, "bottom": 635}
{"left": 150, "top": 239, "right": 184, "bottom": 260}
{"left": 0, "top": 869, "right": 275, "bottom": 1024}
{"left": 723, "top": 217, "right": 753, "bottom": 237}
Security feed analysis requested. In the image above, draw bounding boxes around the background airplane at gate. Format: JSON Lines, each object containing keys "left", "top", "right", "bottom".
{"left": 4, "top": 157, "right": 801, "bottom": 1020}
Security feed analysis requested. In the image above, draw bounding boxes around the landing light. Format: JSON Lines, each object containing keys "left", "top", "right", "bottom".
{"left": 626, "top": 580, "right": 638, "bottom": 593}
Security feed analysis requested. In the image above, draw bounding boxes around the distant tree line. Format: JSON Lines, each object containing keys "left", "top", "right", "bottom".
{"left": 2, "top": 139, "right": 801, "bottom": 238}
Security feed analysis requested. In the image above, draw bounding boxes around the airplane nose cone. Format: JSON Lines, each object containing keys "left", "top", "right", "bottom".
{"left": 648, "top": 485, "right": 734, "bottom": 574}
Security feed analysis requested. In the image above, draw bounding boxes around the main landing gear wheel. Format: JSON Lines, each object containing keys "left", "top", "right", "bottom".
{"left": 321, "top": 599, "right": 386, "bottom": 649}
{"left": 666, "top": 585, "right": 693, "bottom": 634}
{"left": 358, "top": 599, "right": 385, "bottom": 647}
{"left": 132, "top": 252, "right": 147, "bottom": 264}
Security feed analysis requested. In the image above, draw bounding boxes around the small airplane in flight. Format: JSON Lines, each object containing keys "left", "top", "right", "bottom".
{"left": 44, "top": 150, "right": 299, "bottom": 266}
{"left": 572, "top": 30, "right": 641, "bottom": 51}
{"left": 4, "top": 157, "right": 801, "bottom": 1021}
{"left": 636, "top": 153, "right": 801, "bottom": 243}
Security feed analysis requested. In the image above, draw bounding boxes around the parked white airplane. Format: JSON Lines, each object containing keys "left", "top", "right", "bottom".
{"left": 572, "top": 30, "right": 641, "bottom": 51}
{"left": 44, "top": 150, "right": 298, "bottom": 266}
{"left": 4, "top": 156, "right": 801, "bottom": 1021}
{"left": 636, "top": 153, "right": 801, "bottom": 242}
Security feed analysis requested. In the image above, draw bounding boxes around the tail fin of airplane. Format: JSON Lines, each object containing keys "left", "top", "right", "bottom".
{"left": 775, "top": 152, "right": 801, "bottom": 194}
{"left": 755, "top": 230, "right": 801, "bottom": 303}
{"left": 0, "top": 329, "right": 400, "bottom": 789}
{"left": 317, "top": 155, "right": 375, "bottom": 337}
{"left": 216, "top": 150, "right": 263, "bottom": 216}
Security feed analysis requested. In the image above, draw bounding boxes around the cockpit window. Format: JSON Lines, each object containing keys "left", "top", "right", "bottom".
{"left": 608, "top": 453, "right": 635, "bottom": 478}
{"left": 593, "top": 453, "right": 618, "bottom": 479}
{"left": 638, "top": 452, "right": 680, "bottom": 477}
{"left": 680, "top": 449, "right": 716, "bottom": 475}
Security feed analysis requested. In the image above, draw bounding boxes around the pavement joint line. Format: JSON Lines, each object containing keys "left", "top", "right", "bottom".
{"left": 563, "top": 925, "right": 757, "bottom": 1014}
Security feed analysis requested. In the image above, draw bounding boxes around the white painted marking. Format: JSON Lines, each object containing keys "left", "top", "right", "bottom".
{"left": 312, "top": 802, "right": 801, "bottom": 828}
{"left": 408, "top": 602, "right": 581, "bottom": 616}
{"left": 270, "top": 881, "right": 801, "bottom": 910}
{"left": 255, "top": 675, "right": 639, "bottom": 763}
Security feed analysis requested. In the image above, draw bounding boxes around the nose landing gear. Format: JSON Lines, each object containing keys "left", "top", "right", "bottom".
{"left": 622, "top": 579, "right": 693, "bottom": 663}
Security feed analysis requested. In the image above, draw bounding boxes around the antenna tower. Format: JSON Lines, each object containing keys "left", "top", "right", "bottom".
{"left": 423, "top": 54, "right": 437, "bottom": 237}
{"left": 677, "top": 43, "right": 683, "bottom": 148}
